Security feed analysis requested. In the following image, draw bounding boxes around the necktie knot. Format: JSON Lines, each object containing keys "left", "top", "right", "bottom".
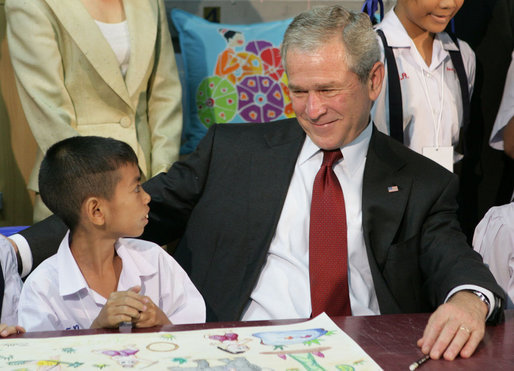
{"left": 322, "top": 149, "right": 343, "bottom": 167}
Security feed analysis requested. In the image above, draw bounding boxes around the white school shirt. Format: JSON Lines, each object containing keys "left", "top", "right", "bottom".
{"left": 473, "top": 203, "right": 514, "bottom": 309}
{"left": 371, "top": 9, "right": 475, "bottom": 162}
{"left": 490, "top": 50, "right": 514, "bottom": 152}
{"left": 242, "top": 122, "right": 380, "bottom": 320}
{"left": 489, "top": 50, "right": 514, "bottom": 201}
{"left": 18, "top": 232, "right": 205, "bottom": 331}
{"left": 0, "top": 236, "right": 23, "bottom": 325}
{"left": 242, "top": 122, "right": 496, "bottom": 320}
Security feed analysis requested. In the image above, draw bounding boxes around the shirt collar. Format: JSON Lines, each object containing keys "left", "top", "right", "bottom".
{"left": 115, "top": 238, "right": 157, "bottom": 291}
{"left": 58, "top": 231, "right": 89, "bottom": 296}
{"left": 377, "top": 9, "right": 412, "bottom": 47}
{"left": 58, "top": 232, "right": 157, "bottom": 296}
{"left": 299, "top": 120, "right": 372, "bottom": 174}
{"left": 378, "top": 9, "right": 459, "bottom": 52}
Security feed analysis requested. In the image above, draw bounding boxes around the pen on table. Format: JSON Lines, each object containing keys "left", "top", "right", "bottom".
{"left": 409, "top": 354, "right": 430, "bottom": 370}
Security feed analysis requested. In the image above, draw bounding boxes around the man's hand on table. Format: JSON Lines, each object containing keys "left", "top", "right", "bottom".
{"left": 417, "top": 291, "right": 488, "bottom": 361}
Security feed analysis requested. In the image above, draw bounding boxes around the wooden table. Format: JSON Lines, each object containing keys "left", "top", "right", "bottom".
{"left": 10, "top": 310, "right": 514, "bottom": 370}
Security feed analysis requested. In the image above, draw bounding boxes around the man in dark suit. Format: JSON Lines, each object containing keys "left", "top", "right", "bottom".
{"left": 7, "top": 4, "right": 504, "bottom": 362}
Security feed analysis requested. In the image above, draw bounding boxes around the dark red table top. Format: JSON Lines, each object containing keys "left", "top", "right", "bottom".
{"left": 8, "top": 310, "right": 513, "bottom": 370}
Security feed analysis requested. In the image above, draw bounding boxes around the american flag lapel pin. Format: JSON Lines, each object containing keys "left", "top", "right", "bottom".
{"left": 387, "top": 185, "right": 399, "bottom": 193}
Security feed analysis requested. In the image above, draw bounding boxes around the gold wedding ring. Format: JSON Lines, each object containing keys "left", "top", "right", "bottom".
{"left": 459, "top": 326, "right": 471, "bottom": 333}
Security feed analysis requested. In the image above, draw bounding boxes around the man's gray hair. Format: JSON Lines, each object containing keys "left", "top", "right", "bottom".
{"left": 281, "top": 5, "right": 380, "bottom": 82}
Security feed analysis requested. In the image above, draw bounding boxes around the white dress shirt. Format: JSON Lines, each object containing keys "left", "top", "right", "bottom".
{"left": 242, "top": 122, "right": 379, "bottom": 320}
{"left": 371, "top": 9, "right": 475, "bottom": 162}
{"left": 0, "top": 236, "right": 23, "bottom": 325}
{"left": 490, "top": 50, "right": 514, "bottom": 152}
{"left": 473, "top": 202, "right": 514, "bottom": 309}
{"left": 18, "top": 232, "right": 205, "bottom": 331}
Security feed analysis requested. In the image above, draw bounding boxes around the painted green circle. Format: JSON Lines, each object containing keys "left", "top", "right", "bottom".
{"left": 196, "top": 76, "right": 238, "bottom": 128}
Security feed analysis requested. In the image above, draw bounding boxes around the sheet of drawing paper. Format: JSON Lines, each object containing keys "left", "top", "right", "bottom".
{"left": 0, "top": 313, "right": 382, "bottom": 370}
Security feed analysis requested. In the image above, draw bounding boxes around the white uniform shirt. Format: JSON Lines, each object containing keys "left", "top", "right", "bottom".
{"left": 473, "top": 203, "right": 514, "bottom": 309}
{"left": 0, "top": 236, "right": 23, "bottom": 325}
{"left": 242, "top": 123, "right": 380, "bottom": 320}
{"left": 371, "top": 9, "right": 475, "bottom": 161}
{"left": 490, "top": 50, "right": 514, "bottom": 151}
{"left": 18, "top": 232, "right": 205, "bottom": 331}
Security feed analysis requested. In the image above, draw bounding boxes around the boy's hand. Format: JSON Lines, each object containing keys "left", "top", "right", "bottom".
{"left": 0, "top": 324, "right": 25, "bottom": 337}
{"left": 91, "top": 286, "right": 147, "bottom": 329}
{"left": 132, "top": 296, "right": 171, "bottom": 328}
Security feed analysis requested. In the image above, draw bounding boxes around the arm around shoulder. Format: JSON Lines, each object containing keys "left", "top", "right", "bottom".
{"left": 141, "top": 125, "right": 218, "bottom": 246}
{"left": 16, "top": 214, "right": 67, "bottom": 274}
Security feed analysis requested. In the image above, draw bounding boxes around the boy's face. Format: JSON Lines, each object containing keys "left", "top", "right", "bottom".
{"left": 103, "top": 163, "right": 150, "bottom": 238}
{"left": 396, "top": 0, "right": 464, "bottom": 36}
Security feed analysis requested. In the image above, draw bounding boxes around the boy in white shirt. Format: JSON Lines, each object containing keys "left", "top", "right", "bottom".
{"left": 473, "top": 202, "right": 514, "bottom": 309}
{"left": 490, "top": 49, "right": 514, "bottom": 200}
{"left": 18, "top": 136, "right": 205, "bottom": 332}
{"left": 371, "top": 0, "right": 473, "bottom": 172}
{"left": 0, "top": 235, "right": 24, "bottom": 336}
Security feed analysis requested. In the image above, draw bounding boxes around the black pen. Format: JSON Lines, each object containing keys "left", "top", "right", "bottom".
{"left": 409, "top": 354, "right": 430, "bottom": 370}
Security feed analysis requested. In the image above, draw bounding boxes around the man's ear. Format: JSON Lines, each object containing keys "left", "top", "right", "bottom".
{"left": 367, "top": 61, "right": 385, "bottom": 101}
{"left": 84, "top": 197, "right": 105, "bottom": 226}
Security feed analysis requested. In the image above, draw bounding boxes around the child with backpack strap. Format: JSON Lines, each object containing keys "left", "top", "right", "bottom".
{"left": 370, "top": 0, "right": 472, "bottom": 172}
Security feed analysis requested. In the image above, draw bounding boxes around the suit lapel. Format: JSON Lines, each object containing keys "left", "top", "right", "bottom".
{"left": 362, "top": 127, "right": 412, "bottom": 313}
{"left": 123, "top": 0, "right": 157, "bottom": 100}
{"left": 44, "top": 0, "right": 133, "bottom": 108}
{"left": 247, "top": 120, "right": 305, "bottom": 249}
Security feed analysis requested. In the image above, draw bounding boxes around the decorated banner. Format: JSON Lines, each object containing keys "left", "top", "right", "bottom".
{"left": 171, "top": 9, "right": 294, "bottom": 154}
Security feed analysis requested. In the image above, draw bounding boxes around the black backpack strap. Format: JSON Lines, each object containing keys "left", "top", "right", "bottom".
{"left": 376, "top": 29, "right": 404, "bottom": 144}
{"left": 447, "top": 32, "right": 471, "bottom": 156}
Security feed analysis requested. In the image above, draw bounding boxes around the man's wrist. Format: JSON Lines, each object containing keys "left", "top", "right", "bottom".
{"left": 468, "top": 290, "right": 490, "bottom": 318}
{"left": 445, "top": 285, "right": 499, "bottom": 320}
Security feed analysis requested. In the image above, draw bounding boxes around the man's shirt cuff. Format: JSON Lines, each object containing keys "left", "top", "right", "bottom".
{"left": 445, "top": 285, "right": 495, "bottom": 319}
{"left": 9, "top": 234, "right": 32, "bottom": 278}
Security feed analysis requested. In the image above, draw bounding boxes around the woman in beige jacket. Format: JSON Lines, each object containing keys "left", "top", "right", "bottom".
{"left": 6, "top": 0, "right": 182, "bottom": 221}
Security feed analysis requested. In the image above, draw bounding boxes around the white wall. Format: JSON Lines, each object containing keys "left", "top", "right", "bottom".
{"left": 165, "top": 0, "right": 395, "bottom": 24}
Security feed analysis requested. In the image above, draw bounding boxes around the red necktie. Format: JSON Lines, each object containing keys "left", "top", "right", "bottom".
{"left": 309, "top": 149, "right": 351, "bottom": 317}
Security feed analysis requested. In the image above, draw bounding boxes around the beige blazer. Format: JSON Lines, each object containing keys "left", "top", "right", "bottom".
{"left": 6, "top": 0, "right": 182, "bottom": 191}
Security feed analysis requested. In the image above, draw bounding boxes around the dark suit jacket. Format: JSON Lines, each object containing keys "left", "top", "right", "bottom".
{"left": 22, "top": 119, "right": 504, "bottom": 322}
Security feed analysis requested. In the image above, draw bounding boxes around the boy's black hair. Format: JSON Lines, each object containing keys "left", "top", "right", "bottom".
{"left": 38, "top": 136, "right": 139, "bottom": 231}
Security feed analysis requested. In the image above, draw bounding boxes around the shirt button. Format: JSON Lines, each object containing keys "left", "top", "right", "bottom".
{"left": 120, "top": 117, "right": 131, "bottom": 128}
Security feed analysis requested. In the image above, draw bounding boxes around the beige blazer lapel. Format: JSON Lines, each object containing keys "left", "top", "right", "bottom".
{"left": 44, "top": 0, "right": 133, "bottom": 108}
{"left": 124, "top": 0, "right": 157, "bottom": 100}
